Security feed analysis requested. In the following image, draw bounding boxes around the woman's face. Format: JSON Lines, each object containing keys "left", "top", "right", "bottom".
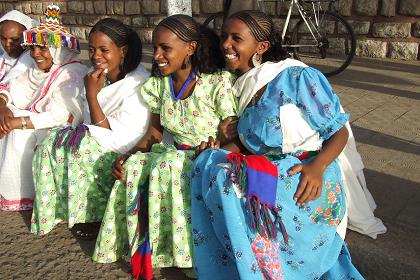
{"left": 88, "top": 31, "right": 127, "bottom": 81}
{"left": 0, "top": 21, "right": 26, "bottom": 58}
{"left": 221, "top": 18, "right": 260, "bottom": 74}
{"left": 30, "top": 45, "right": 53, "bottom": 72}
{"left": 152, "top": 26, "right": 195, "bottom": 76}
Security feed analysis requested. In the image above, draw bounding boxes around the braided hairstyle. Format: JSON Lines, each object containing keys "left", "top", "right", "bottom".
{"left": 151, "top": 14, "right": 224, "bottom": 77}
{"left": 89, "top": 18, "right": 142, "bottom": 80}
{"left": 228, "top": 10, "right": 288, "bottom": 62}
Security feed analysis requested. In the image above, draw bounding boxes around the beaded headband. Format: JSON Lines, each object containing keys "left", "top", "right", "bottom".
{"left": 21, "top": 4, "right": 80, "bottom": 53}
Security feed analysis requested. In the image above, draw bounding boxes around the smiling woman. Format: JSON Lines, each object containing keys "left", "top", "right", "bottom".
{"left": 0, "top": 4, "right": 87, "bottom": 211}
{"left": 30, "top": 18, "right": 150, "bottom": 241}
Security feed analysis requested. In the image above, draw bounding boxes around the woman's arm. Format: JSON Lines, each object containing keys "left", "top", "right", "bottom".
{"left": 85, "top": 68, "right": 111, "bottom": 129}
{"left": 111, "top": 113, "right": 163, "bottom": 180}
{"left": 289, "top": 126, "right": 349, "bottom": 205}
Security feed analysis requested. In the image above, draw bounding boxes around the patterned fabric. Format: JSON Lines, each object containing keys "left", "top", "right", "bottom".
{"left": 93, "top": 71, "right": 238, "bottom": 268}
{"left": 191, "top": 66, "right": 364, "bottom": 279}
{"left": 141, "top": 72, "right": 237, "bottom": 146}
{"left": 31, "top": 129, "right": 117, "bottom": 235}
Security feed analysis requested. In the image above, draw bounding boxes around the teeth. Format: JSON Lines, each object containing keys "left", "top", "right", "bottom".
{"left": 157, "top": 62, "right": 168, "bottom": 67}
{"left": 36, "top": 60, "right": 44, "bottom": 63}
{"left": 225, "top": 54, "right": 237, "bottom": 60}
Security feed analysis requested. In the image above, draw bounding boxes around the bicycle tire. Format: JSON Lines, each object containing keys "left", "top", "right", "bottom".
{"left": 291, "top": 11, "right": 356, "bottom": 77}
{"left": 203, "top": 12, "right": 225, "bottom": 36}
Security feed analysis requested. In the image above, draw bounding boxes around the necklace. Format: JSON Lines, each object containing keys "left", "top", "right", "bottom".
{"left": 170, "top": 70, "right": 196, "bottom": 101}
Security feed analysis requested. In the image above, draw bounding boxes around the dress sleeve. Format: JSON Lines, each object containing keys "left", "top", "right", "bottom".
{"left": 274, "top": 66, "right": 349, "bottom": 140}
{"left": 212, "top": 71, "right": 238, "bottom": 119}
{"left": 140, "top": 76, "right": 161, "bottom": 114}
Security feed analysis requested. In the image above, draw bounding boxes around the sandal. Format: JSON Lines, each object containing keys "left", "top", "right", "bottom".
{"left": 72, "top": 223, "right": 100, "bottom": 240}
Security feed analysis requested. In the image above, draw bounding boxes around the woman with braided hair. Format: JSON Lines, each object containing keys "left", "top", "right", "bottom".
{"left": 30, "top": 18, "right": 150, "bottom": 237}
{"left": 93, "top": 14, "right": 237, "bottom": 279}
{"left": 191, "top": 10, "right": 364, "bottom": 279}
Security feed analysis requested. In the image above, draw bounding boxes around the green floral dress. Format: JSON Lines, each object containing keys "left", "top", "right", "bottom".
{"left": 93, "top": 71, "right": 238, "bottom": 268}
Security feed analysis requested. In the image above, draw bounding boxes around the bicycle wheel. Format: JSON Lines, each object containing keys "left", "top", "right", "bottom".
{"left": 203, "top": 12, "right": 225, "bottom": 36}
{"left": 291, "top": 11, "right": 356, "bottom": 77}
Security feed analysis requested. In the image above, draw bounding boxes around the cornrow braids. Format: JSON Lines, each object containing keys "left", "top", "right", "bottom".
{"left": 89, "top": 18, "right": 142, "bottom": 80}
{"left": 229, "top": 10, "right": 289, "bottom": 62}
{"left": 151, "top": 14, "right": 224, "bottom": 77}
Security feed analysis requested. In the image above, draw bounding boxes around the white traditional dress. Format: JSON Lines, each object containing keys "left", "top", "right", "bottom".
{"left": 0, "top": 47, "right": 87, "bottom": 211}
{"left": 31, "top": 64, "right": 151, "bottom": 235}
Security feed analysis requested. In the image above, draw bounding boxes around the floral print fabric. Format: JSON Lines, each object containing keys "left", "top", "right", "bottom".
{"left": 93, "top": 71, "right": 238, "bottom": 268}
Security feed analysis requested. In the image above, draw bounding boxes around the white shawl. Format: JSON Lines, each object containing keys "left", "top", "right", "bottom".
{"left": 84, "top": 64, "right": 151, "bottom": 154}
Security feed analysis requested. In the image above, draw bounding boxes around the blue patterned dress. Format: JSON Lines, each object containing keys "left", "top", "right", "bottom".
{"left": 191, "top": 66, "right": 364, "bottom": 279}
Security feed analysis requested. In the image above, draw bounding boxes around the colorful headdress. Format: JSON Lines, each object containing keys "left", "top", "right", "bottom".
{"left": 21, "top": 4, "right": 80, "bottom": 53}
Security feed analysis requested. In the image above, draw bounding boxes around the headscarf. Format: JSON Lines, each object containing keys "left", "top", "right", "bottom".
{"left": 0, "top": 10, "right": 36, "bottom": 83}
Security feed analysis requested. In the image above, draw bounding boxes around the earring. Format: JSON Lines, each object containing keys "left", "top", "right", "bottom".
{"left": 252, "top": 53, "right": 262, "bottom": 67}
{"left": 182, "top": 55, "right": 191, "bottom": 69}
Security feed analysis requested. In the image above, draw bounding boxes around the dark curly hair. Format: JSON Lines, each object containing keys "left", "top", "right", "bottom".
{"left": 228, "top": 10, "right": 289, "bottom": 62}
{"left": 151, "top": 14, "right": 224, "bottom": 77}
{"left": 89, "top": 18, "right": 142, "bottom": 80}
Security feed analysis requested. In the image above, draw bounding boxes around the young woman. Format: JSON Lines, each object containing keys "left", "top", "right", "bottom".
{"left": 0, "top": 5, "right": 87, "bottom": 211}
{"left": 191, "top": 10, "right": 364, "bottom": 279}
{"left": 93, "top": 14, "right": 237, "bottom": 279}
{"left": 0, "top": 10, "right": 35, "bottom": 84}
{"left": 30, "top": 18, "right": 150, "bottom": 237}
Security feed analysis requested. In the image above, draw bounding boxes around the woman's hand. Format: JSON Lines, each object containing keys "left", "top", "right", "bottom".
{"left": 0, "top": 106, "right": 14, "bottom": 134}
{"left": 111, "top": 153, "right": 131, "bottom": 181}
{"left": 194, "top": 136, "right": 220, "bottom": 158}
{"left": 218, "top": 116, "right": 238, "bottom": 144}
{"left": 84, "top": 68, "right": 107, "bottom": 100}
{"left": 288, "top": 161, "right": 325, "bottom": 205}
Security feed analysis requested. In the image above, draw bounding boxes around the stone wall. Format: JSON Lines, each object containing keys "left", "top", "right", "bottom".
{"left": 0, "top": 0, "right": 419, "bottom": 60}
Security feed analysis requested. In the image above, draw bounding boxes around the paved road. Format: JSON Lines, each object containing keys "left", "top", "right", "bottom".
{"left": 0, "top": 51, "right": 419, "bottom": 279}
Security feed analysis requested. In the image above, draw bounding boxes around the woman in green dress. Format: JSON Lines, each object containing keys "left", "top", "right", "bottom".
{"left": 93, "top": 15, "right": 238, "bottom": 277}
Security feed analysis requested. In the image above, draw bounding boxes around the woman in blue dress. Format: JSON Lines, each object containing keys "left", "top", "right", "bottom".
{"left": 191, "top": 10, "right": 364, "bottom": 280}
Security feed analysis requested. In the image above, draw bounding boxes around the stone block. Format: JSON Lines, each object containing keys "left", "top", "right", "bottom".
{"left": 346, "top": 20, "right": 370, "bottom": 35}
{"left": 70, "top": 26, "right": 88, "bottom": 40}
{"left": 125, "top": 1, "right": 141, "bottom": 15}
{"left": 110, "top": 16, "right": 131, "bottom": 26}
{"left": 381, "top": 0, "right": 397, "bottom": 16}
{"left": 94, "top": 1, "right": 106, "bottom": 14}
{"left": 355, "top": 39, "right": 387, "bottom": 58}
{"left": 21, "top": 3, "right": 31, "bottom": 14}
{"left": 62, "top": 15, "right": 77, "bottom": 25}
{"left": 192, "top": 0, "right": 200, "bottom": 15}
{"left": 141, "top": 0, "right": 160, "bottom": 15}
{"left": 54, "top": 2, "right": 68, "bottom": 13}
{"left": 68, "top": 2, "right": 84, "bottom": 13}
{"left": 132, "top": 16, "right": 149, "bottom": 27}
{"left": 354, "top": 0, "right": 378, "bottom": 16}
{"left": 82, "top": 15, "right": 102, "bottom": 26}
{"left": 14, "top": 3, "right": 22, "bottom": 13}
{"left": 372, "top": 22, "right": 411, "bottom": 38}
{"left": 200, "top": 0, "right": 223, "bottom": 13}
{"left": 85, "top": 1, "right": 94, "bottom": 14}
{"left": 4, "top": 3, "right": 13, "bottom": 12}
{"left": 137, "top": 29, "right": 153, "bottom": 44}
{"left": 338, "top": 0, "right": 353, "bottom": 16}
{"left": 114, "top": 1, "right": 124, "bottom": 15}
{"left": 413, "top": 22, "right": 420, "bottom": 38}
{"left": 106, "top": 0, "right": 114, "bottom": 14}
{"left": 31, "top": 3, "right": 43, "bottom": 14}
{"left": 149, "top": 16, "right": 166, "bottom": 27}
{"left": 388, "top": 42, "right": 419, "bottom": 60}
{"left": 399, "top": 0, "right": 420, "bottom": 16}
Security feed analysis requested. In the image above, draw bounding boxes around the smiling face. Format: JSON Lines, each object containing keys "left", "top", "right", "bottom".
{"left": 0, "top": 20, "right": 26, "bottom": 58}
{"left": 152, "top": 26, "right": 195, "bottom": 77}
{"left": 88, "top": 31, "right": 127, "bottom": 82}
{"left": 30, "top": 45, "right": 53, "bottom": 72}
{"left": 221, "top": 18, "right": 271, "bottom": 74}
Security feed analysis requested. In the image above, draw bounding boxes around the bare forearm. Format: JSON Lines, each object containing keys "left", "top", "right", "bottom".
{"left": 127, "top": 113, "right": 163, "bottom": 154}
{"left": 86, "top": 95, "right": 110, "bottom": 129}
{"left": 312, "top": 126, "right": 349, "bottom": 171}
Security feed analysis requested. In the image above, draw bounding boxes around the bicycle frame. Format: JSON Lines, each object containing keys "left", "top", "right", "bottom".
{"left": 257, "top": 0, "right": 328, "bottom": 48}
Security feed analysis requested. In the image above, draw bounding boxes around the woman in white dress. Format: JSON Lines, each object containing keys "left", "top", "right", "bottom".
{"left": 0, "top": 5, "right": 87, "bottom": 211}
